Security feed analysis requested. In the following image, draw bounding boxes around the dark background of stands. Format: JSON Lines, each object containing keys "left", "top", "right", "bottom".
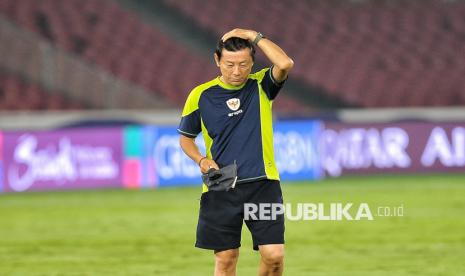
{"left": 1, "top": 0, "right": 464, "bottom": 116}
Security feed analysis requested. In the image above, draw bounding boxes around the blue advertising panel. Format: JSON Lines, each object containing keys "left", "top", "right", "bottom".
{"left": 147, "top": 126, "right": 205, "bottom": 187}
{"left": 148, "top": 120, "right": 323, "bottom": 187}
{"left": 274, "top": 120, "right": 323, "bottom": 181}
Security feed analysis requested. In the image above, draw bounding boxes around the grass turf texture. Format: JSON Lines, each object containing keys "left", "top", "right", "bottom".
{"left": 1, "top": 174, "right": 464, "bottom": 275}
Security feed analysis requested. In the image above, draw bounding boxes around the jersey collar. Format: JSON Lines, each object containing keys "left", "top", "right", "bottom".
{"left": 216, "top": 77, "right": 247, "bottom": 90}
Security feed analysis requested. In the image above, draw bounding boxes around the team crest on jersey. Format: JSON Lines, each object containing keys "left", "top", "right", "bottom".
{"left": 226, "top": 98, "right": 241, "bottom": 111}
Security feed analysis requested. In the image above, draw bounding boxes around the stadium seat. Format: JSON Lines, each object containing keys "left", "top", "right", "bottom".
{"left": 0, "top": 0, "right": 309, "bottom": 112}
{"left": 0, "top": 71, "right": 84, "bottom": 110}
{"left": 164, "top": 0, "right": 465, "bottom": 107}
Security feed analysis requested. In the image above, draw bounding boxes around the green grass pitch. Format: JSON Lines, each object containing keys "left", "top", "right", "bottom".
{"left": 1, "top": 174, "right": 464, "bottom": 275}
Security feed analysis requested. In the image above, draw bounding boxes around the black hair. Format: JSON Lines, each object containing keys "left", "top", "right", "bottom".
{"left": 215, "top": 37, "right": 255, "bottom": 62}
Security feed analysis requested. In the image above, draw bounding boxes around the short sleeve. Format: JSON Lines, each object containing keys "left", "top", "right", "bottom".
{"left": 258, "top": 66, "right": 287, "bottom": 100}
{"left": 178, "top": 91, "right": 202, "bottom": 138}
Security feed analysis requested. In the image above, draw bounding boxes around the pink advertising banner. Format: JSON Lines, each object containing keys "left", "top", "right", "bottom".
{"left": 0, "top": 131, "right": 3, "bottom": 192}
{"left": 2, "top": 128, "right": 123, "bottom": 192}
{"left": 321, "top": 122, "right": 465, "bottom": 177}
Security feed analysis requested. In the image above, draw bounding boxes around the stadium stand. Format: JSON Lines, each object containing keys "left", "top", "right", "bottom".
{"left": 0, "top": 0, "right": 309, "bottom": 113}
{"left": 163, "top": 0, "right": 465, "bottom": 107}
{"left": 0, "top": 12, "right": 170, "bottom": 110}
{"left": 0, "top": 70, "right": 84, "bottom": 110}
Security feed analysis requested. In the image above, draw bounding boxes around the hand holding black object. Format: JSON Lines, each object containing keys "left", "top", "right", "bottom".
{"left": 206, "top": 168, "right": 222, "bottom": 180}
{"left": 201, "top": 163, "right": 238, "bottom": 192}
{"left": 199, "top": 158, "right": 220, "bottom": 174}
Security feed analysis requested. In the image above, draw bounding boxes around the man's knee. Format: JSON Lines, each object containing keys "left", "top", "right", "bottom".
{"left": 215, "top": 249, "right": 239, "bottom": 271}
{"left": 263, "top": 251, "right": 284, "bottom": 267}
{"left": 260, "top": 245, "right": 284, "bottom": 269}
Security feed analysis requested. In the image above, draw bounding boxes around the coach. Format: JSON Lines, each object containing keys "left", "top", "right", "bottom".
{"left": 178, "top": 28, "right": 294, "bottom": 276}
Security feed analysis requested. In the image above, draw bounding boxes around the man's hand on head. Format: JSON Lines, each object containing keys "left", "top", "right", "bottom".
{"left": 222, "top": 28, "right": 258, "bottom": 42}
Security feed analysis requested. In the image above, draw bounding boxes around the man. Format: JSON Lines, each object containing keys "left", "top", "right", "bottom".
{"left": 178, "top": 28, "right": 294, "bottom": 276}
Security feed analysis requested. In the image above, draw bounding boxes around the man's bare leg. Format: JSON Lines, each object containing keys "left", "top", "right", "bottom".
{"left": 214, "top": 248, "right": 239, "bottom": 276}
{"left": 258, "top": 244, "right": 284, "bottom": 276}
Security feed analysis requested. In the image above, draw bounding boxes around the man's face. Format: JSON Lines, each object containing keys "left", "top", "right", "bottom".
{"left": 215, "top": 48, "right": 254, "bottom": 86}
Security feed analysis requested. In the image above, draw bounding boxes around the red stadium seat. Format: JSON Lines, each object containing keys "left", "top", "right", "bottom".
{"left": 164, "top": 0, "right": 465, "bottom": 108}
{"left": 0, "top": 71, "right": 84, "bottom": 110}
{"left": 0, "top": 0, "right": 308, "bottom": 111}
{"left": 2, "top": 0, "right": 463, "bottom": 109}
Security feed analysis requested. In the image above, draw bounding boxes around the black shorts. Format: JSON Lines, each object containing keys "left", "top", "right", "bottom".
{"left": 196, "top": 179, "right": 285, "bottom": 251}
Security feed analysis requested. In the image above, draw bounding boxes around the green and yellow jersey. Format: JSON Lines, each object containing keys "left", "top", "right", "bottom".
{"left": 178, "top": 67, "right": 286, "bottom": 192}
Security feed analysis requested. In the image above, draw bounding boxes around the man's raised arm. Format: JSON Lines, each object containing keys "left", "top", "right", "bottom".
{"left": 221, "top": 28, "right": 294, "bottom": 82}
